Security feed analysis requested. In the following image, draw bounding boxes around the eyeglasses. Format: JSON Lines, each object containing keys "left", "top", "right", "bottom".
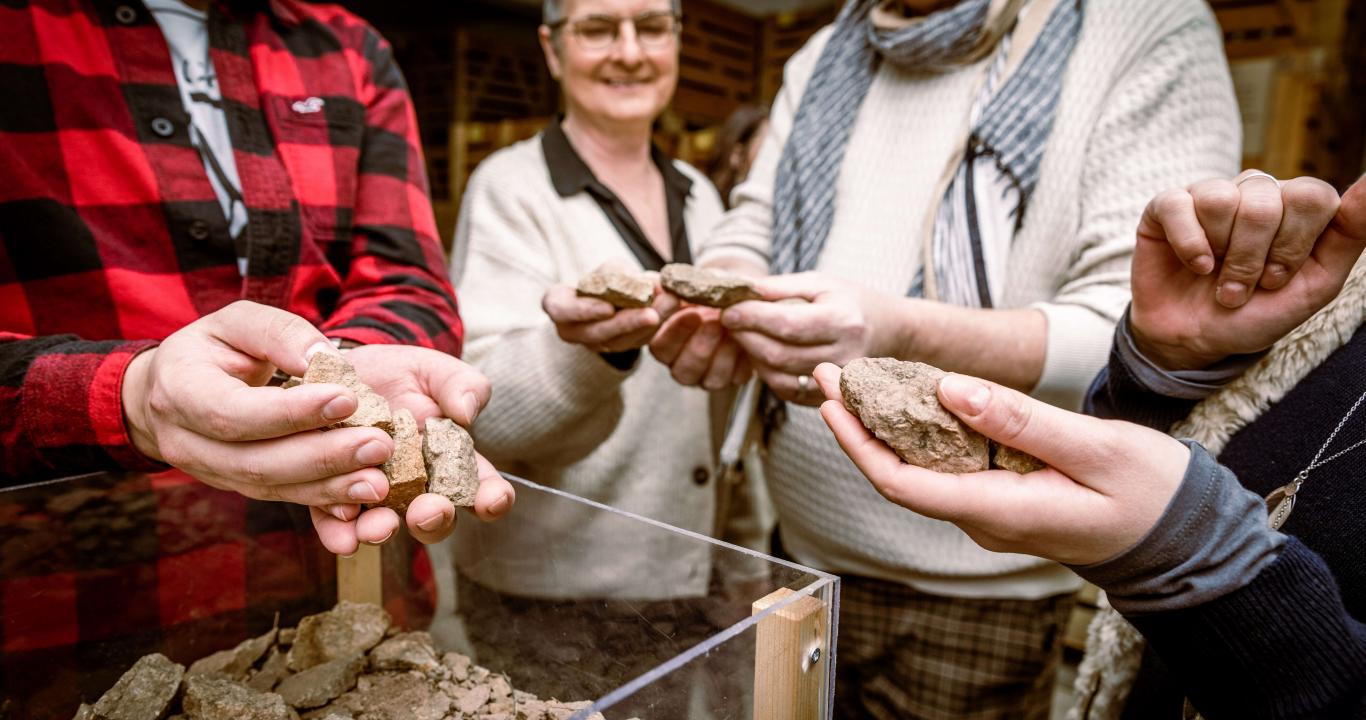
{"left": 548, "top": 11, "right": 682, "bottom": 51}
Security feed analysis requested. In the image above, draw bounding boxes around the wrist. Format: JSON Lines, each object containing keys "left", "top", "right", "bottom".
{"left": 1129, "top": 319, "right": 1223, "bottom": 372}
{"left": 879, "top": 297, "right": 931, "bottom": 360}
{"left": 121, "top": 349, "right": 163, "bottom": 462}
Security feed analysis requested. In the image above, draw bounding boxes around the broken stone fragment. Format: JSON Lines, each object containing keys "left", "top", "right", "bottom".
{"left": 275, "top": 654, "right": 363, "bottom": 709}
{"left": 660, "top": 263, "right": 762, "bottom": 308}
{"left": 91, "top": 653, "right": 184, "bottom": 720}
{"left": 245, "top": 648, "right": 290, "bottom": 693}
{"left": 575, "top": 270, "right": 655, "bottom": 309}
{"left": 441, "top": 652, "right": 471, "bottom": 682}
{"left": 189, "top": 624, "right": 277, "bottom": 681}
{"left": 368, "top": 631, "right": 439, "bottom": 672}
{"left": 348, "top": 673, "right": 451, "bottom": 720}
{"left": 453, "top": 683, "right": 491, "bottom": 716}
{"left": 287, "top": 602, "right": 390, "bottom": 672}
{"left": 181, "top": 675, "right": 293, "bottom": 720}
{"left": 423, "top": 418, "right": 478, "bottom": 508}
{"left": 380, "top": 409, "right": 427, "bottom": 513}
{"left": 302, "top": 353, "right": 393, "bottom": 433}
{"left": 840, "top": 358, "right": 989, "bottom": 473}
{"left": 991, "top": 442, "right": 1046, "bottom": 474}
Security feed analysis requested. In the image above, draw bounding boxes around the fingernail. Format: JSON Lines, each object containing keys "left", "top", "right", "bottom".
{"left": 488, "top": 493, "right": 512, "bottom": 517}
{"left": 1192, "top": 255, "right": 1214, "bottom": 274}
{"left": 355, "top": 440, "right": 389, "bottom": 466}
{"left": 1217, "top": 281, "right": 1247, "bottom": 306}
{"left": 304, "top": 341, "right": 336, "bottom": 362}
{"left": 461, "top": 392, "right": 481, "bottom": 423}
{"left": 939, "top": 374, "right": 990, "bottom": 415}
{"left": 348, "top": 481, "right": 381, "bottom": 503}
{"left": 365, "top": 529, "right": 396, "bottom": 545}
{"left": 416, "top": 512, "right": 450, "bottom": 532}
{"left": 322, "top": 395, "right": 356, "bottom": 421}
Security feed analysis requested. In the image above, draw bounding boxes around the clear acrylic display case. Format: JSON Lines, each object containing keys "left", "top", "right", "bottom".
{"left": 0, "top": 470, "right": 839, "bottom": 720}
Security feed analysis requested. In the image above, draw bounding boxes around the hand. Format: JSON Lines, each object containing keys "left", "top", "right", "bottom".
{"left": 720, "top": 273, "right": 891, "bottom": 405}
{"left": 648, "top": 306, "right": 752, "bottom": 390}
{"left": 1131, "top": 171, "right": 1366, "bottom": 370}
{"left": 813, "top": 363, "right": 1192, "bottom": 565}
{"left": 542, "top": 263, "right": 678, "bottom": 354}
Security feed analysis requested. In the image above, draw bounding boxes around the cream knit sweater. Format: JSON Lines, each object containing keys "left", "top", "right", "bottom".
{"left": 699, "top": 0, "right": 1242, "bottom": 595}
{"left": 450, "top": 136, "right": 727, "bottom": 600}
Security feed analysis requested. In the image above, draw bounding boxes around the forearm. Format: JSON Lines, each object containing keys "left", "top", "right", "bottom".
{"left": 1, "top": 335, "right": 163, "bottom": 482}
{"left": 886, "top": 299, "right": 1046, "bottom": 392}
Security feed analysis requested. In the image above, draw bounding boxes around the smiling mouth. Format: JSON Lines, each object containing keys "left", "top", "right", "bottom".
{"left": 603, "top": 79, "right": 652, "bottom": 87}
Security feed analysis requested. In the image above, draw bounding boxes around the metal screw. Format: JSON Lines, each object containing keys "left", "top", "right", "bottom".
{"left": 809, "top": 647, "right": 821, "bottom": 665}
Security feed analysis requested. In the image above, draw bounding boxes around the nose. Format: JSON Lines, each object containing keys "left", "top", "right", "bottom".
{"left": 609, "top": 19, "right": 645, "bottom": 66}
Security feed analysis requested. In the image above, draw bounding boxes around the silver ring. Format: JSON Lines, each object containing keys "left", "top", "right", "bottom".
{"left": 1236, "top": 171, "right": 1280, "bottom": 188}
{"left": 796, "top": 374, "right": 812, "bottom": 400}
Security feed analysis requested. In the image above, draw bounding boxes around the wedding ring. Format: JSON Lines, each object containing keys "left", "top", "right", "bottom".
{"left": 1236, "top": 171, "right": 1280, "bottom": 188}
{"left": 796, "top": 374, "right": 813, "bottom": 401}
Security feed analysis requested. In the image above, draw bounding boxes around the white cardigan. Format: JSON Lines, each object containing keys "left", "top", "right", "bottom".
{"left": 449, "top": 133, "right": 728, "bottom": 600}
{"left": 699, "top": 0, "right": 1242, "bottom": 595}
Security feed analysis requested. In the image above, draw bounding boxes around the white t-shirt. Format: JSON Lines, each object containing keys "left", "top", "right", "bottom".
{"left": 146, "top": 0, "right": 248, "bottom": 245}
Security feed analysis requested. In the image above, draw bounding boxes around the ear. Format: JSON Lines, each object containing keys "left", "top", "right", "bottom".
{"left": 538, "top": 25, "right": 563, "bottom": 80}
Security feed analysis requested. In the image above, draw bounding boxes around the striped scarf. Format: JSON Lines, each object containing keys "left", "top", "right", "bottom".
{"left": 771, "top": 0, "right": 1083, "bottom": 308}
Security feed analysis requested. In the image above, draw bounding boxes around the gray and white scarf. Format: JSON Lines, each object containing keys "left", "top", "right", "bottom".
{"left": 771, "top": 0, "right": 1083, "bottom": 308}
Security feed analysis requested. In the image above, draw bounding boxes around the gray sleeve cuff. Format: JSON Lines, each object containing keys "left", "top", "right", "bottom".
{"left": 1068, "top": 440, "right": 1285, "bottom": 615}
{"left": 1115, "top": 306, "right": 1265, "bottom": 400}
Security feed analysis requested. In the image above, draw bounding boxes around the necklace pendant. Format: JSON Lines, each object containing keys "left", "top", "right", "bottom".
{"left": 1264, "top": 473, "right": 1305, "bottom": 531}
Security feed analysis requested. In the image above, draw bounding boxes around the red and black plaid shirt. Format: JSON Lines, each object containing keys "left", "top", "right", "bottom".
{"left": 0, "top": 0, "right": 462, "bottom": 482}
{"left": 0, "top": 2, "right": 449, "bottom": 715}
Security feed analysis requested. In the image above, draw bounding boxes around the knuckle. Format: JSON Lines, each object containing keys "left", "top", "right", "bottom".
{"left": 1221, "top": 256, "right": 1266, "bottom": 278}
{"left": 1282, "top": 178, "right": 1340, "bottom": 216}
{"left": 1153, "top": 189, "right": 1191, "bottom": 217}
{"left": 202, "top": 406, "right": 240, "bottom": 440}
{"left": 995, "top": 396, "right": 1034, "bottom": 444}
{"left": 1193, "top": 182, "right": 1240, "bottom": 218}
{"left": 1238, "top": 196, "right": 1283, "bottom": 229}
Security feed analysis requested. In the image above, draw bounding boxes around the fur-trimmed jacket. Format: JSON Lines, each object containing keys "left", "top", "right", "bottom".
{"left": 1072, "top": 257, "right": 1366, "bottom": 719}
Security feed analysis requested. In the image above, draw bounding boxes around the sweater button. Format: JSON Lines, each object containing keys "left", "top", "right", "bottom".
{"left": 150, "top": 117, "right": 175, "bottom": 138}
{"left": 187, "top": 220, "right": 211, "bottom": 240}
{"left": 692, "top": 466, "right": 709, "bottom": 486}
{"left": 114, "top": 5, "right": 138, "bottom": 24}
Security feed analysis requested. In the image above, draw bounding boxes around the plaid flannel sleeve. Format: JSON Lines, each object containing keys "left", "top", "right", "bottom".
{"left": 0, "top": 334, "right": 164, "bottom": 484}
{"left": 319, "top": 21, "right": 462, "bottom": 355}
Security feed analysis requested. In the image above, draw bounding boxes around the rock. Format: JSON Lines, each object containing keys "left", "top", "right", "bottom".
{"left": 287, "top": 602, "right": 390, "bottom": 672}
{"left": 840, "top": 358, "right": 989, "bottom": 473}
{"left": 91, "top": 653, "right": 184, "bottom": 720}
{"left": 245, "top": 648, "right": 289, "bottom": 693}
{"left": 660, "top": 263, "right": 762, "bottom": 308}
{"left": 441, "top": 652, "right": 471, "bottom": 682}
{"left": 380, "top": 409, "right": 428, "bottom": 513}
{"left": 73, "top": 704, "right": 95, "bottom": 720}
{"left": 189, "top": 625, "right": 278, "bottom": 680}
{"left": 487, "top": 674, "right": 512, "bottom": 701}
{"left": 181, "top": 675, "right": 292, "bottom": 720}
{"left": 575, "top": 271, "right": 655, "bottom": 309}
{"left": 302, "top": 353, "right": 393, "bottom": 433}
{"left": 275, "top": 654, "right": 363, "bottom": 709}
{"left": 348, "top": 673, "right": 451, "bottom": 720}
{"left": 991, "top": 442, "right": 1046, "bottom": 474}
{"left": 453, "top": 683, "right": 491, "bottom": 716}
{"left": 278, "top": 629, "right": 295, "bottom": 647}
{"left": 368, "top": 632, "right": 439, "bottom": 673}
{"left": 423, "top": 418, "right": 478, "bottom": 508}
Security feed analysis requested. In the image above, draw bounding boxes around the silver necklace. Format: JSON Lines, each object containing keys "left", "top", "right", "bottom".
{"left": 1265, "top": 388, "right": 1366, "bottom": 530}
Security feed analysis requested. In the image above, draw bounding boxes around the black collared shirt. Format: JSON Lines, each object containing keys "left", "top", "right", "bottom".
{"left": 541, "top": 118, "right": 693, "bottom": 270}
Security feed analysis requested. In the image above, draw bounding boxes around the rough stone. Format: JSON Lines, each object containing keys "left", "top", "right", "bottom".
{"left": 278, "top": 629, "right": 295, "bottom": 647}
{"left": 189, "top": 624, "right": 277, "bottom": 680}
{"left": 368, "top": 632, "right": 439, "bottom": 673}
{"left": 348, "top": 673, "right": 451, "bottom": 720}
{"left": 275, "top": 654, "right": 363, "bottom": 709}
{"left": 380, "top": 409, "right": 428, "bottom": 512}
{"left": 91, "top": 652, "right": 184, "bottom": 720}
{"left": 660, "top": 263, "right": 762, "bottom": 308}
{"left": 441, "top": 652, "right": 471, "bottom": 682}
{"left": 991, "top": 442, "right": 1047, "bottom": 474}
{"left": 287, "top": 602, "right": 390, "bottom": 672}
{"left": 575, "top": 271, "right": 655, "bottom": 309}
{"left": 453, "top": 683, "right": 491, "bottom": 716}
{"left": 181, "top": 675, "right": 292, "bottom": 720}
{"left": 423, "top": 418, "right": 478, "bottom": 508}
{"left": 302, "top": 353, "right": 393, "bottom": 433}
{"left": 840, "top": 358, "right": 989, "bottom": 473}
{"left": 245, "top": 648, "right": 290, "bottom": 693}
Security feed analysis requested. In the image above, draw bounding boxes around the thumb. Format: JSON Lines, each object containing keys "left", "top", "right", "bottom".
{"left": 1313, "top": 174, "right": 1366, "bottom": 273}
{"left": 751, "top": 272, "right": 831, "bottom": 302}
{"left": 202, "top": 301, "right": 332, "bottom": 377}
{"left": 937, "top": 374, "right": 1111, "bottom": 476}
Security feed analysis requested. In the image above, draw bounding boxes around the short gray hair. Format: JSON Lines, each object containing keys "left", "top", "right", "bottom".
{"left": 543, "top": 0, "right": 681, "bottom": 25}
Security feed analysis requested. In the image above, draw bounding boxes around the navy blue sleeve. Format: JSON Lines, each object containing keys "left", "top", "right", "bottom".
{"left": 1128, "top": 537, "right": 1366, "bottom": 719}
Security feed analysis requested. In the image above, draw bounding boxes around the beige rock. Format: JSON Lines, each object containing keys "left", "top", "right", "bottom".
{"left": 380, "top": 409, "right": 428, "bottom": 512}
{"left": 302, "top": 353, "right": 392, "bottom": 433}
{"left": 575, "top": 271, "right": 655, "bottom": 309}
{"left": 441, "top": 652, "right": 471, "bottom": 682}
{"left": 840, "top": 358, "right": 989, "bottom": 473}
{"left": 189, "top": 624, "right": 277, "bottom": 681}
{"left": 348, "top": 673, "right": 451, "bottom": 720}
{"left": 991, "top": 442, "right": 1046, "bottom": 474}
{"left": 91, "top": 653, "right": 184, "bottom": 720}
{"left": 424, "top": 418, "right": 478, "bottom": 507}
{"left": 181, "top": 675, "right": 292, "bottom": 720}
{"left": 368, "top": 632, "right": 439, "bottom": 673}
{"left": 275, "top": 654, "right": 363, "bottom": 709}
{"left": 287, "top": 602, "right": 390, "bottom": 672}
{"left": 660, "top": 263, "right": 762, "bottom": 308}
{"left": 454, "top": 683, "right": 491, "bottom": 715}
{"left": 245, "top": 648, "right": 289, "bottom": 693}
